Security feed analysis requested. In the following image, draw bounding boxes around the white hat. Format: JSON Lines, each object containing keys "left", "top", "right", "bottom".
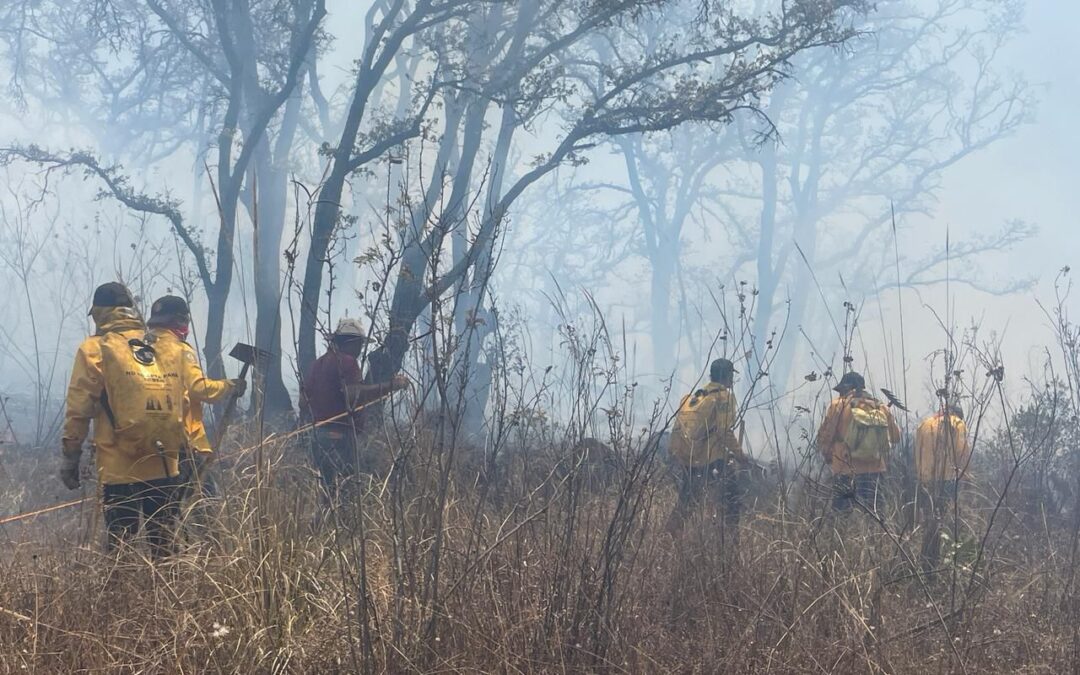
{"left": 333, "top": 317, "right": 369, "bottom": 341}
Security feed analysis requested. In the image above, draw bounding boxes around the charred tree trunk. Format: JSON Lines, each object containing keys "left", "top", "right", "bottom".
{"left": 451, "top": 101, "right": 516, "bottom": 439}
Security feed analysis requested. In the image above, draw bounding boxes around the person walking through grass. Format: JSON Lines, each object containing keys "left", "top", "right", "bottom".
{"left": 60, "top": 283, "right": 188, "bottom": 558}
{"left": 816, "top": 371, "right": 901, "bottom": 516}
{"left": 665, "top": 358, "right": 746, "bottom": 543}
{"left": 299, "top": 318, "right": 409, "bottom": 503}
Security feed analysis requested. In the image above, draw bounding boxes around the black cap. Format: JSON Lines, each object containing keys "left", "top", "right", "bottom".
{"left": 947, "top": 402, "right": 965, "bottom": 420}
{"left": 833, "top": 371, "right": 865, "bottom": 393}
{"left": 90, "top": 282, "right": 134, "bottom": 312}
{"left": 148, "top": 295, "right": 190, "bottom": 326}
{"left": 710, "top": 358, "right": 737, "bottom": 382}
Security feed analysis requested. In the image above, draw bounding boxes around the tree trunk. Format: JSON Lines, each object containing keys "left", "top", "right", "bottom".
{"left": 252, "top": 156, "right": 294, "bottom": 416}
{"left": 768, "top": 253, "right": 813, "bottom": 392}
{"left": 752, "top": 140, "right": 781, "bottom": 371}
{"left": 767, "top": 205, "right": 819, "bottom": 392}
{"left": 203, "top": 280, "right": 229, "bottom": 379}
{"left": 298, "top": 159, "right": 351, "bottom": 373}
{"left": 650, "top": 249, "right": 677, "bottom": 376}
{"left": 450, "top": 101, "right": 515, "bottom": 438}
{"left": 203, "top": 188, "right": 240, "bottom": 379}
{"left": 248, "top": 86, "right": 304, "bottom": 417}
{"left": 367, "top": 245, "right": 428, "bottom": 383}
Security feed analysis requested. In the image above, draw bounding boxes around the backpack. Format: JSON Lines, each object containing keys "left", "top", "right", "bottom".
{"left": 842, "top": 398, "right": 891, "bottom": 463}
{"left": 98, "top": 330, "right": 187, "bottom": 464}
{"left": 669, "top": 386, "right": 736, "bottom": 466}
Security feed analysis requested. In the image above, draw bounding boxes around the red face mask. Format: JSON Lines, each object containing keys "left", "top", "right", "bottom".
{"left": 170, "top": 325, "right": 190, "bottom": 341}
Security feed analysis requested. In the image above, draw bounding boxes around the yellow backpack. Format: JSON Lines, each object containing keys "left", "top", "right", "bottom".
{"left": 669, "top": 386, "right": 736, "bottom": 466}
{"left": 98, "top": 331, "right": 187, "bottom": 466}
{"left": 842, "top": 398, "right": 890, "bottom": 463}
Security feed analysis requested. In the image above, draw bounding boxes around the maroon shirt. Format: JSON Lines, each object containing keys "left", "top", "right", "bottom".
{"left": 301, "top": 349, "right": 363, "bottom": 430}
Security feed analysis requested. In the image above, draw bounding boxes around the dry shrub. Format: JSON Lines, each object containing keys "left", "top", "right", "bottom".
{"left": 0, "top": 416, "right": 1077, "bottom": 674}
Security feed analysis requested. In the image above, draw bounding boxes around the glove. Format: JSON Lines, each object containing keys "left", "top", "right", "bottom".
{"left": 391, "top": 374, "right": 410, "bottom": 391}
{"left": 179, "top": 449, "right": 197, "bottom": 483}
{"left": 59, "top": 452, "right": 81, "bottom": 490}
{"left": 229, "top": 378, "right": 248, "bottom": 397}
{"left": 180, "top": 450, "right": 212, "bottom": 484}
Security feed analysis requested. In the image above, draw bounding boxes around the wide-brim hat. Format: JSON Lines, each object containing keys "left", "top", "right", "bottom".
{"left": 333, "top": 317, "right": 371, "bottom": 342}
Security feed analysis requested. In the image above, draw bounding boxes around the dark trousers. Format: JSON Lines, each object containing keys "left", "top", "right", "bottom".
{"left": 178, "top": 450, "right": 218, "bottom": 501}
{"left": 918, "top": 480, "right": 961, "bottom": 567}
{"left": 312, "top": 428, "right": 359, "bottom": 502}
{"left": 667, "top": 460, "right": 742, "bottom": 534}
{"left": 832, "top": 473, "right": 883, "bottom": 514}
{"left": 920, "top": 480, "right": 960, "bottom": 515}
{"left": 102, "top": 476, "right": 181, "bottom": 559}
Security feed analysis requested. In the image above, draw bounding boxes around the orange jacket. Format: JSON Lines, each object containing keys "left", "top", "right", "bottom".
{"left": 816, "top": 391, "right": 900, "bottom": 475}
{"left": 150, "top": 329, "right": 234, "bottom": 454}
{"left": 914, "top": 411, "right": 970, "bottom": 483}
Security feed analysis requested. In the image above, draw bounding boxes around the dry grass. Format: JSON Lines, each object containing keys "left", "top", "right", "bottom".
{"left": 0, "top": 422, "right": 1076, "bottom": 674}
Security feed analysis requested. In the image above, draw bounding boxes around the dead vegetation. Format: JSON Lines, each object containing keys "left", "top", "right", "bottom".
{"left": 1, "top": 278, "right": 1079, "bottom": 673}
{"left": 1, "top": 324, "right": 1079, "bottom": 674}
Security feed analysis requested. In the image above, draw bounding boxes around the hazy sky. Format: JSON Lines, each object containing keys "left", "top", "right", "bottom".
{"left": 896, "top": 2, "right": 1079, "bottom": 392}
{"left": 0, "top": 1, "right": 1077, "bottom": 437}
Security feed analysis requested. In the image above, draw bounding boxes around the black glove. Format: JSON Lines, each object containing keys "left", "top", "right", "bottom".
{"left": 59, "top": 452, "right": 81, "bottom": 490}
{"left": 229, "top": 378, "right": 248, "bottom": 397}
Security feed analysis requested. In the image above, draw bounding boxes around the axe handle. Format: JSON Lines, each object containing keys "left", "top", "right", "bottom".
{"left": 214, "top": 361, "right": 251, "bottom": 448}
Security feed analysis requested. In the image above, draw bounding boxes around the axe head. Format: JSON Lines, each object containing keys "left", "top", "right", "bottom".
{"left": 228, "top": 342, "right": 271, "bottom": 368}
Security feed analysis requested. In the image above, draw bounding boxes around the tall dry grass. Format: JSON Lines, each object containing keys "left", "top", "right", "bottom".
{"left": 0, "top": 390, "right": 1077, "bottom": 673}
{"left": 2, "top": 283, "right": 1079, "bottom": 673}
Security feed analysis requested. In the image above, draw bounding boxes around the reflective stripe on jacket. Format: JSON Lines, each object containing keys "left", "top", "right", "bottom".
{"left": 914, "top": 412, "right": 970, "bottom": 483}
{"left": 816, "top": 391, "right": 901, "bottom": 475}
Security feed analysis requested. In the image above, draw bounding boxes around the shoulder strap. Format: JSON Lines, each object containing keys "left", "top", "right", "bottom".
{"left": 830, "top": 396, "right": 849, "bottom": 444}
{"left": 99, "top": 391, "right": 118, "bottom": 429}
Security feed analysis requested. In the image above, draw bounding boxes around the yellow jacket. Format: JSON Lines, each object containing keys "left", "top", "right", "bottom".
{"left": 817, "top": 391, "right": 901, "bottom": 475}
{"left": 914, "top": 412, "right": 970, "bottom": 483}
{"left": 669, "top": 382, "right": 744, "bottom": 467}
{"left": 62, "top": 307, "right": 181, "bottom": 484}
{"left": 149, "top": 329, "right": 234, "bottom": 455}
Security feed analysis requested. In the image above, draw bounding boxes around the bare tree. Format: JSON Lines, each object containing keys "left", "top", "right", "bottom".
{"left": 0, "top": 182, "right": 95, "bottom": 444}
{"left": 714, "top": 0, "right": 1035, "bottom": 390}
{"left": 0, "top": 0, "right": 326, "bottom": 411}
{"left": 298, "top": 0, "right": 867, "bottom": 392}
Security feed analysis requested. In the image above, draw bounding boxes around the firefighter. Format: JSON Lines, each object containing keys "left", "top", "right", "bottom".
{"left": 816, "top": 371, "right": 901, "bottom": 515}
{"left": 60, "top": 283, "right": 187, "bottom": 558}
{"left": 146, "top": 295, "right": 244, "bottom": 501}
{"left": 665, "top": 358, "right": 746, "bottom": 538}
{"left": 914, "top": 402, "right": 970, "bottom": 497}
{"left": 913, "top": 401, "right": 970, "bottom": 565}
{"left": 299, "top": 318, "right": 408, "bottom": 501}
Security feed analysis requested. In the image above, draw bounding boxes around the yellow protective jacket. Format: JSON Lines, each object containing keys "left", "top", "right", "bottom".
{"left": 149, "top": 329, "right": 234, "bottom": 455}
{"left": 62, "top": 306, "right": 183, "bottom": 485}
{"left": 914, "top": 411, "right": 970, "bottom": 483}
{"left": 669, "top": 382, "right": 745, "bottom": 467}
{"left": 817, "top": 391, "right": 901, "bottom": 475}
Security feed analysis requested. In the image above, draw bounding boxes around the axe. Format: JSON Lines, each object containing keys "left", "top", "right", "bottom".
{"left": 213, "top": 342, "right": 270, "bottom": 447}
